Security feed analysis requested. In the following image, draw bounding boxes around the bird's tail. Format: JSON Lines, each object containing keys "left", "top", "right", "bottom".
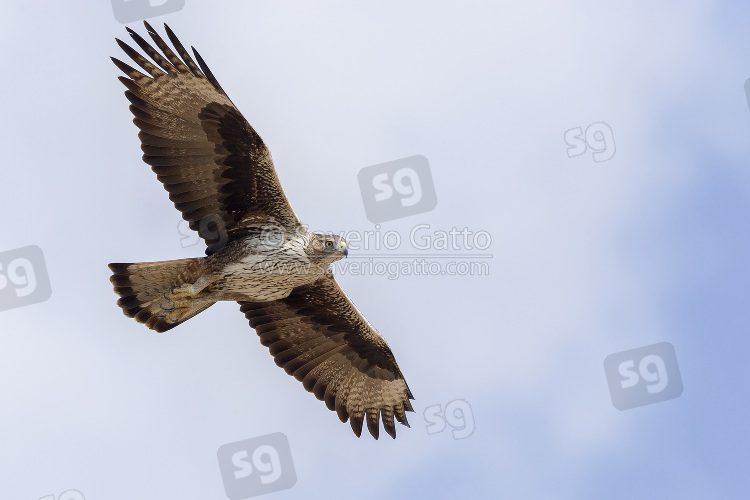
{"left": 108, "top": 258, "right": 215, "bottom": 333}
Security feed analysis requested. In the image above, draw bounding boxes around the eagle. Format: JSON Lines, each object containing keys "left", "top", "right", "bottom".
{"left": 108, "top": 22, "right": 414, "bottom": 439}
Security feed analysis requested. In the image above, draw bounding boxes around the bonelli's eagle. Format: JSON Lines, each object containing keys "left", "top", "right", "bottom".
{"left": 108, "top": 22, "right": 413, "bottom": 439}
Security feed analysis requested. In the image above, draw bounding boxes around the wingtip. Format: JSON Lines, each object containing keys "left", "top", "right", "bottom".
{"left": 335, "top": 404, "right": 348, "bottom": 423}
{"left": 366, "top": 423, "right": 379, "bottom": 440}
{"left": 366, "top": 409, "right": 381, "bottom": 439}
{"left": 350, "top": 414, "right": 364, "bottom": 437}
{"left": 164, "top": 23, "right": 176, "bottom": 38}
{"left": 384, "top": 426, "right": 397, "bottom": 439}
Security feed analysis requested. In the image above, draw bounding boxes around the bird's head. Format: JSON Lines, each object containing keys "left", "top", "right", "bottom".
{"left": 309, "top": 233, "right": 349, "bottom": 262}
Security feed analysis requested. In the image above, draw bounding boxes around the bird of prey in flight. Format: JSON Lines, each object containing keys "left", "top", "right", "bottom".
{"left": 108, "top": 22, "right": 413, "bottom": 439}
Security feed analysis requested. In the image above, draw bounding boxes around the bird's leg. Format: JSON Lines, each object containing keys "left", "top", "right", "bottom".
{"left": 171, "top": 273, "right": 221, "bottom": 298}
{"left": 155, "top": 273, "right": 222, "bottom": 323}
{"left": 155, "top": 294, "right": 214, "bottom": 323}
{"left": 158, "top": 293, "right": 176, "bottom": 311}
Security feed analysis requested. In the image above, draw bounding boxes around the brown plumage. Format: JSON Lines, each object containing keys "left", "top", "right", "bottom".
{"left": 108, "top": 22, "right": 413, "bottom": 439}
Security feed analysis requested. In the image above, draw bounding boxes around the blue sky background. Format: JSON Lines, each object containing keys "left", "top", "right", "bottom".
{"left": 1, "top": 1, "right": 749, "bottom": 499}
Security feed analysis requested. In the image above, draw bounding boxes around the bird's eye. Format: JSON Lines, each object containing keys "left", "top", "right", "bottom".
{"left": 325, "top": 241, "right": 333, "bottom": 248}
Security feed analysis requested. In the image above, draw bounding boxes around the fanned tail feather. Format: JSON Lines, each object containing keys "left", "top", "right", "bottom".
{"left": 109, "top": 258, "right": 214, "bottom": 332}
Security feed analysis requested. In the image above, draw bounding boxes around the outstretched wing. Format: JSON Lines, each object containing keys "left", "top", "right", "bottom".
{"left": 112, "top": 21, "right": 300, "bottom": 254}
{"left": 239, "top": 275, "right": 414, "bottom": 439}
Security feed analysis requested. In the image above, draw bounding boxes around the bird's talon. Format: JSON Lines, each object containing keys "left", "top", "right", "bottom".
{"left": 171, "top": 284, "right": 193, "bottom": 298}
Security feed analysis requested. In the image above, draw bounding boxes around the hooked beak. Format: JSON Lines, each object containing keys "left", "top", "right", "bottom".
{"left": 340, "top": 241, "right": 348, "bottom": 258}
